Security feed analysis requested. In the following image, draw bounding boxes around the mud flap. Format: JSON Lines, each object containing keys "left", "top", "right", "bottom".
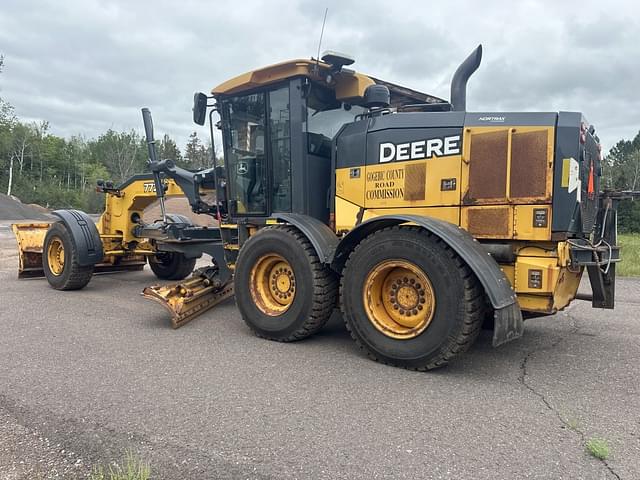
{"left": 493, "top": 302, "right": 524, "bottom": 347}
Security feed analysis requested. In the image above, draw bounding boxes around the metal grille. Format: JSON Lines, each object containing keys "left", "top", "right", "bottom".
{"left": 467, "top": 207, "right": 510, "bottom": 237}
{"left": 510, "top": 130, "right": 548, "bottom": 199}
{"left": 580, "top": 136, "right": 599, "bottom": 232}
{"left": 467, "top": 130, "right": 508, "bottom": 201}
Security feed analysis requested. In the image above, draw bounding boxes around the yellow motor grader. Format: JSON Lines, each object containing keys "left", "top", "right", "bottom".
{"left": 14, "top": 46, "right": 621, "bottom": 370}
{"left": 12, "top": 167, "right": 234, "bottom": 328}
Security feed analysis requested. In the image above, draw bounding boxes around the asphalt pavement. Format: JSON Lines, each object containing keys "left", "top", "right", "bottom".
{"left": 0, "top": 226, "right": 638, "bottom": 479}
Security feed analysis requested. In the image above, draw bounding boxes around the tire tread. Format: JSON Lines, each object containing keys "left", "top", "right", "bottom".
{"left": 340, "top": 225, "right": 485, "bottom": 371}
{"left": 43, "top": 222, "right": 94, "bottom": 290}
{"left": 241, "top": 225, "right": 338, "bottom": 342}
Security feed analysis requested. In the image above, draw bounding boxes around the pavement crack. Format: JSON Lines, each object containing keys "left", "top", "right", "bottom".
{"left": 518, "top": 314, "right": 623, "bottom": 480}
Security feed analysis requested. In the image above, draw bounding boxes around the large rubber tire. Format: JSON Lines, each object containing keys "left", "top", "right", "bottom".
{"left": 149, "top": 252, "right": 197, "bottom": 280}
{"left": 234, "top": 225, "right": 338, "bottom": 341}
{"left": 340, "top": 226, "right": 484, "bottom": 371}
{"left": 42, "top": 221, "right": 94, "bottom": 290}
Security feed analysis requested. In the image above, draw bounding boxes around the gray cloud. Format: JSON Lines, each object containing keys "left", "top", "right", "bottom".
{"left": 0, "top": 0, "right": 638, "bottom": 151}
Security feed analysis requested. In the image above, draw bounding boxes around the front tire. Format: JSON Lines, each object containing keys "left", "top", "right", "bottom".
{"left": 149, "top": 252, "right": 197, "bottom": 280}
{"left": 341, "top": 226, "right": 484, "bottom": 370}
{"left": 42, "top": 222, "right": 94, "bottom": 290}
{"left": 234, "top": 225, "right": 337, "bottom": 341}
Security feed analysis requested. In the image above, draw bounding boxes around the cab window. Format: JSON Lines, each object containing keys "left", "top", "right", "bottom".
{"left": 224, "top": 93, "right": 267, "bottom": 214}
{"left": 304, "top": 83, "right": 365, "bottom": 158}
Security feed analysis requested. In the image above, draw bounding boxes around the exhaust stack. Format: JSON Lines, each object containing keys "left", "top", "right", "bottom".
{"left": 450, "top": 45, "right": 483, "bottom": 111}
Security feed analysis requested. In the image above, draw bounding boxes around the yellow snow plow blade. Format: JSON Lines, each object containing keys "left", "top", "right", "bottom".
{"left": 11, "top": 223, "right": 51, "bottom": 278}
{"left": 142, "top": 273, "right": 234, "bottom": 328}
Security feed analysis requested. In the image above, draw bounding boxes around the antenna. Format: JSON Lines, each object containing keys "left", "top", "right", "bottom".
{"left": 315, "top": 7, "right": 328, "bottom": 71}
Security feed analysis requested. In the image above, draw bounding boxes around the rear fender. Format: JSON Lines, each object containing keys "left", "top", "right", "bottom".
{"left": 52, "top": 209, "right": 103, "bottom": 266}
{"left": 331, "top": 215, "right": 523, "bottom": 347}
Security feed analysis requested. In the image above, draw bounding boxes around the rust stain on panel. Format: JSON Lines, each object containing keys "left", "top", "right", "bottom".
{"left": 404, "top": 163, "right": 426, "bottom": 201}
{"left": 510, "top": 130, "right": 548, "bottom": 198}
{"left": 467, "top": 130, "right": 508, "bottom": 202}
{"left": 466, "top": 207, "right": 510, "bottom": 237}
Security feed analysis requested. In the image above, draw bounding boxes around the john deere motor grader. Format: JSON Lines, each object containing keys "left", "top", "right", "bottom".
{"left": 16, "top": 45, "right": 621, "bottom": 370}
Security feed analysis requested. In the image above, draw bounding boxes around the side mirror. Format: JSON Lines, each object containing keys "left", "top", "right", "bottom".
{"left": 193, "top": 92, "right": 208, "bottom": 125}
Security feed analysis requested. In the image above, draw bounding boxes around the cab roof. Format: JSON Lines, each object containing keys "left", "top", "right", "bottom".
{"left": 212, "top": 58, "right": 445, "bottom": 107}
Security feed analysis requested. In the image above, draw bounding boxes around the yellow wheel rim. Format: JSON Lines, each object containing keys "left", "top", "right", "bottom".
{"left": 47, "top": 236, "right": 65, "bottom": 276}
{"left": 250, "top": 254, "right": 296, "bottom": 316}
{"left": 363, "top": 260, "right": 436, "bottom": 339}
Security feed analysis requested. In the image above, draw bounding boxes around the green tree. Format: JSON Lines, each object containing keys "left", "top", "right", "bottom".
{"left": 158, "top": 133, "right": 184, "bottom": 165}
{"left": 0, "top": 55, "right": 14, "bottom": 124}
{"left": 604, "top": 132, "right": 640, "bottom": 191}
{"left": 604, "top": 130, "right": 640, "bottom": 233}
{"left": 88, "top": 129, "right": 147, "bottom": 182}
{"left": 0, "top": 55, "right": 18, "bottom": 195}
{"left": 184, "top": 131, "right": 209, "bottom": 169}
{"left": 6, "top": 122, "right": 34, "bottom": 195}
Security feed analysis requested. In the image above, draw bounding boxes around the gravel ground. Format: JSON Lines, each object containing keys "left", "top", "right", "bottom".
{"left": 0, "top": 194, "right": 51, "bottom": 221}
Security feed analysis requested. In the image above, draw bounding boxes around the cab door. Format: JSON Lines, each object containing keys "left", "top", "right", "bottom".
{"left": 221, "top": 84, "right": 292, "bottom": 217}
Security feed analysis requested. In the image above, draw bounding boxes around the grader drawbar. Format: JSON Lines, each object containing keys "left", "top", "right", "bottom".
{"left": 14, "top": 45, "right": 624, "bottom": 370}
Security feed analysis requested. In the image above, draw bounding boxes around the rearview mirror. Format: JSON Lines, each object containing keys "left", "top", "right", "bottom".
{"left": 193, "top": 92, "right": 208, "bottom": 125}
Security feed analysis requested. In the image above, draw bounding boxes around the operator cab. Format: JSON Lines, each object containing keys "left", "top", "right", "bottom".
{"left": 196, "top": 56, "right": 444, "bottom": 223}
{"left": 219, "top": 79, "right": 366, "bottom": 221}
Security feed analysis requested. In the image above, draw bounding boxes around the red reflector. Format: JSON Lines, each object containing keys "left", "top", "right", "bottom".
{"left": 588, "top": 162, "right": 595, "bottom": 197}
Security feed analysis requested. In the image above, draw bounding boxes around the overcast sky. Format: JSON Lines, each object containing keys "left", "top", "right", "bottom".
{"left": 0, "top": 0, "right": 638, "bottom": 152}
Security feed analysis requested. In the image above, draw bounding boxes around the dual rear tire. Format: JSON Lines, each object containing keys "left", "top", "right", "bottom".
{"left": 234, "top": 225, "right": 484, "bottom": 370}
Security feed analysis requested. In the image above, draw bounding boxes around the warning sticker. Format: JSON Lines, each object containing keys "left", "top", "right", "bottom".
{"left": 562, "top": 157, "right": 580, "bottom": 193}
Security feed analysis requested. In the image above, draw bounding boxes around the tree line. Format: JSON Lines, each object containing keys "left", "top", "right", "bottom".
{"left": 603, "top": 132, "right": 640, "bottom": 232}
{"left": 0, "top": 55, "right": 213, "bottom": 212}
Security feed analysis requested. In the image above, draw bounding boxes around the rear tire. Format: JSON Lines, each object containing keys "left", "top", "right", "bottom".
{"left": 234, "top": 225, "right": 337, "bottom": 341}
{"left": 149, "top": 252, "right": 196, "bottom": 280}
{"left": 42, "top": 222, "right": 94, "bottom": 290}
{"left": 340, "top": 226, "right": 484, "bottom": 370}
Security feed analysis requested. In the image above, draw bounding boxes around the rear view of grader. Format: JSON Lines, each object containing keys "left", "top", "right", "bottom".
{"left": 13, "top": 45, "right": 621, "bottom": 370}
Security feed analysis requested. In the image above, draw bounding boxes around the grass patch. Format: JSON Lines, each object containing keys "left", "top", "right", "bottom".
{"left": 585, "top": 438, "right": 610, "bottom": 460}
{"left": 566, "top": 417, "right": 580, "bottom": 431}
{"left": 619, "top": 234, "right": 640, "bottom": 277}
{"left": 89, "top": 451, "right": 151, "bottom": 480}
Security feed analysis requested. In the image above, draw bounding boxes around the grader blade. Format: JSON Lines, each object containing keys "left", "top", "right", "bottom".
{"left": 11, "top": 223, "right": 51, "bottom": 278}
{"left": 142, "top": 274, "right": 234, "bottom": 328}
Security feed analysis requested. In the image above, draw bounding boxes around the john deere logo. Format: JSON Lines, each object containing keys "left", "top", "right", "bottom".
{"left": 379, "top": 135, "right": 461, "bottom": 163}
{"left": 237, "top": 162, "right": 248, "bottom": 175}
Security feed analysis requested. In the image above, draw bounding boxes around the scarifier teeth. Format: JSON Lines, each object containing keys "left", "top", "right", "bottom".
{"left": 142, "top": 278, "right": 234, "bottom": 328}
